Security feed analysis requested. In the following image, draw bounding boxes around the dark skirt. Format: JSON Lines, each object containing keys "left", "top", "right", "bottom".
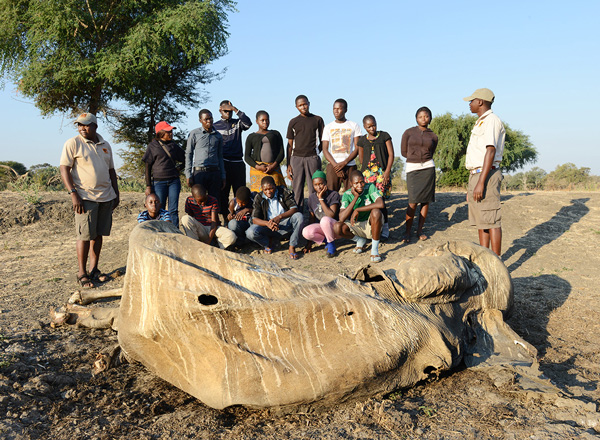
{"left": 407, "top": 167, "right": 435, "bottom": 204}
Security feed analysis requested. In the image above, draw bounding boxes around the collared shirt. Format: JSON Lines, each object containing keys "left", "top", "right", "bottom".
{"left": 185, "top": 127, "right": 225, "bottom": 179}
{"left": 213, "top": 111, "right": 253, "bottom": 161}
{"left": 263, "top": 190, "right": 285, "bottom": 219}
{"left": 137, "top": 209, "right": 171, "bottom": 223}
{"left": 465, "top": 110, "right": 505, "bottom": 170}
{"left": 184, "top": 195, "right": 219, "bottom": 226}
{"left": 59, "top": 134, "right": 116, "bottom": 202}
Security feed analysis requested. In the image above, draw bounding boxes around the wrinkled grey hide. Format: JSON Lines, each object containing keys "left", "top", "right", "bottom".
{"left": 113, "top": 221, "right": 531, "bottom": 410}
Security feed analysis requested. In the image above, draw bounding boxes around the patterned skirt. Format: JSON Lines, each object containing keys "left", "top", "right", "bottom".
{"left": 362, "top": 153, "right": 392, "bottom": 199}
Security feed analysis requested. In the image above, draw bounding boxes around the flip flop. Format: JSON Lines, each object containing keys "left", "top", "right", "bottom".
{"left": 77, "top": 274, "right": 94, "bottom": 289}
{"left": 264, "top": 247, "right": 273, "bottom": 255}
{"left": 402, "top": 235, "right": 410, "bottom": 243}
{"left": 419, "top": 234, "right": 428, "bottom": 241}
{"left": 353, "top": 246, "right": 366, "bottom": 254}
{"left": 370, "top": 254, "right": 382, "bottom": 263}
{"left": 89, "top": 268, "right": 110, "bottom": 283}
{"left": 289, "top": 252, "right": 299, "bottom": 260}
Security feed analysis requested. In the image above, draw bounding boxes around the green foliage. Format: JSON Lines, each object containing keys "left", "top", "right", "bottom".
{"left": 118, "top": 176, "right": 147, "bottom": 193}
{"left": 544, "top": 163, "right": 592, "bottom": 190}
{"left": 0, "top": 0, "right": 235, "bottom": 180}
{"left": 0, "top": 160, "right": 27, "bottom": 189}
{"left": 504, "top": 167, "right": 547, "bottom": 191}
{"left": 8, "top": 177, "right": 43, "bottom": 204}
{"left": 430, "top": 113, "right": 537, "bottom": 186}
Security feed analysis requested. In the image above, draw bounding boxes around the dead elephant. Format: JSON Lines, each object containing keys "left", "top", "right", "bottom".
{"left": 52, "top": 220, "right": 536, "bottom": 410}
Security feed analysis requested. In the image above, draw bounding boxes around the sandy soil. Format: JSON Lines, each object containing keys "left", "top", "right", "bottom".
{"left": 0, "top": 189, "right": 599, "bottom": 439}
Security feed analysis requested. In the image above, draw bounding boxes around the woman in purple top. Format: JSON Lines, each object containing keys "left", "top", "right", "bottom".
{"left": 302, "top": 170, "right": 340, "bottom": 257}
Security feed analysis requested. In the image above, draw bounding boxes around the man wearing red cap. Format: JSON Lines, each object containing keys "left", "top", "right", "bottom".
{"left": 464, "top": 88, "right": 505, "bottom": 256}
{"left": 142, "top": 121, "right": 185, "bottom": 227}
{"left": 60, "top": 113, "right": 119, "bottom": 288}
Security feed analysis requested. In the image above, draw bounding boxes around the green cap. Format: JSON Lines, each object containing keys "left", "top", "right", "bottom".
{"left": 312, "top": 170, "right": 326, "bottom": 180}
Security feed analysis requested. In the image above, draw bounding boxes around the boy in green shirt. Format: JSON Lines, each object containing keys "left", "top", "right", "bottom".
{"left": 334, "top": 170, "right": 384, "bottom": 262}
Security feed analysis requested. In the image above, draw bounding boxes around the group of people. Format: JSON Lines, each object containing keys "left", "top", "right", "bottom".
{"left": 60, "top": 88, "right": 505, "bottom": 288}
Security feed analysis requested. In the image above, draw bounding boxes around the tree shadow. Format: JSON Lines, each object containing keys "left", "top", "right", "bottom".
{"left": 502, "top": 198, "right": 590, "bottom": 272}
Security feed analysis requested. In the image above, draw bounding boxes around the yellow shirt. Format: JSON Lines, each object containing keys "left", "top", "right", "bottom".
{"left": 60, "top": 134, "right": 117, "bottom": 202}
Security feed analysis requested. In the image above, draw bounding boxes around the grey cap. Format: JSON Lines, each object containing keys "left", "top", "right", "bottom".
{"left": 463, "top": 88, "right": 495, "bottom": 103}
{"left": 73, "top": 113, "right": 98, "bottom": 125}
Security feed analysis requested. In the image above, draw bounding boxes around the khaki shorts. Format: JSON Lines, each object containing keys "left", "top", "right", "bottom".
{"left": 345, "top": 219, "right": 373, "bottom": 239}
{"left": 468, "top": 169, "right": 502, "bottom": 229}
{"left": 75, "top": 200, "right": 114, "bottom": 240}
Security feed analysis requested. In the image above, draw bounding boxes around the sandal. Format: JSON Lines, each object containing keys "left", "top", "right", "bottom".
{"left": 353, "top": 246, "right": 366, "bottom": 254}
{"left": 419, "top": 234, "right": 428, "bottom": 241}
{"left": 289, "top": 252, "right": 299, "bottom": 260}
{"left": 402, "top": 235, "right": 410, "bottom": 243}
{"left": 89, "top": 268, "right": 110, "bottom": 283}
{"left": 264, "top": 247, "right": 273, "bottom": 255}
{"left": 370, "top": 254, "right": 382, "bottom": 263}
{"left": 77, "top": 274, "right": 95, "bottom": 289}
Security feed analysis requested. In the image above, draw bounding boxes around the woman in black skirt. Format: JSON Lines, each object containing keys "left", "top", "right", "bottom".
{"left": 400, "top": 107, "right": 438, "bottom": 242}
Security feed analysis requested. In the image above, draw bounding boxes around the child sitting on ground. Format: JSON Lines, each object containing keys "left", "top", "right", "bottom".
{"left": 302, "top": 170, "right": 340, "bottom": 257}
{"left": 180, "top": 184, "right": 236, "bottom": 249}
{"left": 245, "top": 176, "right": 304, "bottom": 259}
{"left": 227, "top": 186, "right": 254, "bottom": 246}
{"left": 137, "top": 193, "right": 171, "bottom": 223}
{"left": 333, "top": 170, "right": 385, "bottom": 263}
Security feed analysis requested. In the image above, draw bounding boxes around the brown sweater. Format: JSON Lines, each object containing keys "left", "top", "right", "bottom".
{"left": 400, "top": 126, "right": 438, "bottom": 163}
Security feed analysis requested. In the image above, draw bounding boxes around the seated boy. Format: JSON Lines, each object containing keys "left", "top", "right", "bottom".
{"left": 180, "top": 184, "right": 236, "bottom": 249}
{"left": 227, "top": 186, "right": 254, "bottom": 246}
{"left": 137, "top": 193, "right": 171, "bottom": 223}
{"left": 334, "top": 170, "right": 384, "bottom": 262}
{"left": 245, "top": 176, "right": 304, "bottom": 259}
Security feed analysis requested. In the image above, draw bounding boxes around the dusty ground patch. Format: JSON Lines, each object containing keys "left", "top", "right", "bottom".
{"left": 1, "top": 189, "right": 598, "bottom": 439}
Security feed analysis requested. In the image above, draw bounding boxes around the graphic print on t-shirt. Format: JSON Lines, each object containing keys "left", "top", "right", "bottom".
{"left": 329, "top": 128, "right": 353, "bottom": 156}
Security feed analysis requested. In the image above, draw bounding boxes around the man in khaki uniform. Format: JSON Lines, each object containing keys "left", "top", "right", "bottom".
{"left": 60, "top": 113, "right": 120, "bottom": 288}
{"left": 463, "top": 88, "right": 505, "bottom": 256}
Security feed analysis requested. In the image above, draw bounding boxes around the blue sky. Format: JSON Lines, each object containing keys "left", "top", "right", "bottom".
{"left": 1, "top": 0, "right": 599, "bottom": 175}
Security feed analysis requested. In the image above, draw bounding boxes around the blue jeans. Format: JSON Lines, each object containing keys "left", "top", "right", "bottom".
{"left": 245, "top": 212, "right": 304, "bottom": 248}
{"left": 227, "top": 218, "right": 251, "bottom": 245}
{"left": 153, "top": 178, "right": 181, "bottom": 227}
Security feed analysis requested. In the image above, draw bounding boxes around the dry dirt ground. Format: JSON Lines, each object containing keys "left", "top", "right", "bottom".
{"left": 0, "top": 189, "right": 599, "bottom": 439}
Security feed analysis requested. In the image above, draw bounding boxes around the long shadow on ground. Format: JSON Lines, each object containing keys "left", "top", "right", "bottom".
{"left": 503, "top": 198, "right": 590, "bottom": 272}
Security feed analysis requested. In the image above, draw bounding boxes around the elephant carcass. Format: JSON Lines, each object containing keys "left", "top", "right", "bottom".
{"left": 118, "top": 221, "right": 518, "bottom": 410}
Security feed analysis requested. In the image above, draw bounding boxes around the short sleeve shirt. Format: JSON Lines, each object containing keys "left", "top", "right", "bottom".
{"left": 307, "top": 190, "right": 341, "bottom": 221}
{"left": 465, "top": 110, "right": 505, "bottom": 170}
{"left": 59, "top": 134, "right": 116, "bottom": 202}
{"left": 286, "top": 114, "right": 325, "bottom": 157}
{"left": 322, "top": 120, "right": 362, "bottom": 165}
{"left": 184, "top": 195, "right": 219, "bottom": 226}
{"left": 341, "top": 183, "right": 382, "bottom": 222}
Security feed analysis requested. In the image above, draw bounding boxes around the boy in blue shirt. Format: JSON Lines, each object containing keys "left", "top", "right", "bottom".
{"left": 137, "top": 193, "right": 171, "bottom": 223}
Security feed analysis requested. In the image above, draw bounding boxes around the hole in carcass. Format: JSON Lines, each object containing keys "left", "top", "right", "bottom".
{"left": 198, "top": 294, "right": 218, "bottom": 306}
{"left": 346, "top": 311, "right": 354, "bottom": 316}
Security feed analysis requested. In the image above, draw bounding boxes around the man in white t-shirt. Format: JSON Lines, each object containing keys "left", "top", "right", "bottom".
{"left": 321, "top": 99, "right": 362, "bottom": 192}
{"left": 464, "top": 88, "right": 506, "bottom": 256}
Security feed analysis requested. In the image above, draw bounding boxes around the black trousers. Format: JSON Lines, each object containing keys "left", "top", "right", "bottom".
{"left": 220, "top": 160, "right": 246, "bottom": 215}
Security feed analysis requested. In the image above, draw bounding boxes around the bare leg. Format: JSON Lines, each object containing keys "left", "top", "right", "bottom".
{"left": 404, "top": 203, "right": 417, "bottom": 241}
{"left": 370, "top": 209, "right": 382, "bottom": 241}
{"left": 76, "top": 240, "right": 90, "bottom": 277}
{"left": 89, "top": 235, "right": 103, "bottom": 272}
{"left": 478, "top": 229, "right": 491, "bottom": 249}
{"left": 489, "top": 227, "right": 502, "bottom": 256}
{"left": 416, "top": 203, "right": 429, "bottom": 239}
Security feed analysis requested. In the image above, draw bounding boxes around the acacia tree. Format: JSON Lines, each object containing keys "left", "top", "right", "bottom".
{"left": 0, "top": 0, "right": 234, "bottom": 177}
{"left": 430, "top": 113, "right": 537, "bottom": 187}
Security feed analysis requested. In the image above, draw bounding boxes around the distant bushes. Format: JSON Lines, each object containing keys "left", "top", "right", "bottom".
{"left": 1, "top": 161, "right": 598, "bottom": 197}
